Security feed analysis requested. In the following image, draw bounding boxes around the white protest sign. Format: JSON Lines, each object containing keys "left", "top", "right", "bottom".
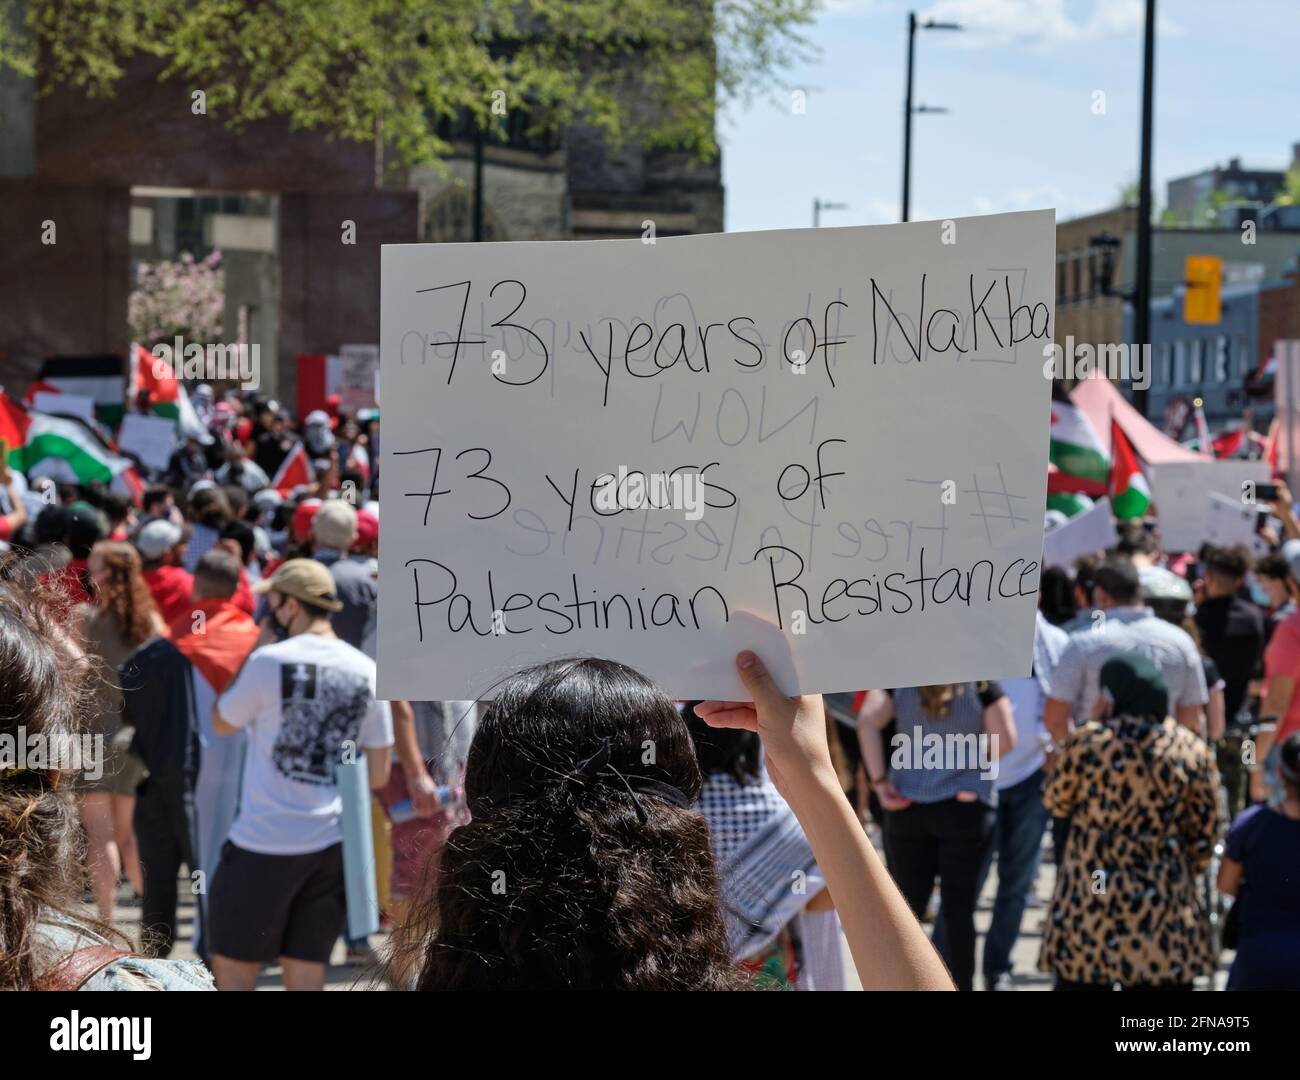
{"left": 1148, "top": 459, "right": 1268, "bottom": 553}
{"left": 33, "top": 391, "right": 96, "bottom": 427}
{"left": 118, "top": 412, "right": 179, "bottom": 472}
{"left": 1203, "top": 491, "right": 1267, "bottom": 554}
{"left": 378, "top": 210, "right": 1055, "bottom": 700}
{"left": 338, "top": 344, "right": 379, "bottom": 413}
{"left": 1042, "top": 498, "right": 1116, "bottom": 568}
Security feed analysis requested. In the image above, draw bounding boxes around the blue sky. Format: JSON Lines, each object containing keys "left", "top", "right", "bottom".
{"left": 720, "top": 0, "right": 1299, "bottom": 232}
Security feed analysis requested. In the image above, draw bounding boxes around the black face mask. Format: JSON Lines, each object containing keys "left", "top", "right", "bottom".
{"left": 265, "top": 597, "right": 292, "bottom": 642}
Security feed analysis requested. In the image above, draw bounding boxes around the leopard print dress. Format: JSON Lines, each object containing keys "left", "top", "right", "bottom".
{"left": 1039, "top": 715, "right": 1222, "bottom": 986}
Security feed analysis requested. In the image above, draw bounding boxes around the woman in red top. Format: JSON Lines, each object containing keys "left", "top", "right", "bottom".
{"left": 1257, "top": 543, "right": 1300, "bottom": 803}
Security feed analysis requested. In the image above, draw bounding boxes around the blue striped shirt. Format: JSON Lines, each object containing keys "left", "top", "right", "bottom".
{"left": 888, "top": 683, "right": 998, "bottom": 807}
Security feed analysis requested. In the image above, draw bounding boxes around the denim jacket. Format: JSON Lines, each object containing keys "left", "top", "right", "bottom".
{"left": 35, "top": 912, "right": 214, "bottom": 991}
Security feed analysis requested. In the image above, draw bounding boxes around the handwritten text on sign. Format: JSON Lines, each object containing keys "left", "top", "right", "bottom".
{"left": 378, "top": 210, "right": 1054, "bottom": 700}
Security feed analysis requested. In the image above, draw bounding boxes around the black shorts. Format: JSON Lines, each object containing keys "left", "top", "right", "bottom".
{"left": 208, "top": 841, "right": 346, "bottom": 965}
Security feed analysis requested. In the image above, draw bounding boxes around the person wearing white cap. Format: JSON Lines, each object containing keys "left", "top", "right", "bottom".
{"left": 193, "top": 383, "right": 215, "bottom": 425}
{"left": 310, "top": 499, "right": 375, "bottom": 656}
{"left": 247, "top": 487, "right": 282, "bottom": 562}
{"left": 303, "top": 410, "right": 335, "bottom": 457}
{"left": 136, "top": 518, "right": 195, "bottom": 625}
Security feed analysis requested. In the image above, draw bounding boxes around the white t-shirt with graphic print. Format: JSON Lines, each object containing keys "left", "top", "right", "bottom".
{"left": 217, "top": 633, "right": 393, "bottom": 855}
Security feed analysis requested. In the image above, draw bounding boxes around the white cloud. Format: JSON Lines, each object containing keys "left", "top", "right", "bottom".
{"left": 820, "top": 0, "right": 882, "bottom": 14}
{"left": 965, "top": 183, "right": 1093, "bottom": 219}
{"left": 864, "top": 195, "right": 902, "bottom": 222}
{"left": 917, "top": 0, "right": 1180, "bottom": 49}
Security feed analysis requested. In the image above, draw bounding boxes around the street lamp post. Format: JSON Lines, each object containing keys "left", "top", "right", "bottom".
{"left": 473, "top": 126, "right": 485, "bottom": 242}
{"left": 1132, "top": 0, "right": 1156, "bottom": 416}
{"left": 901, "top": 12, "right": 961, "bottom": 222}
{"left": 814, "top": 198, "right": 850, "bottom": 228}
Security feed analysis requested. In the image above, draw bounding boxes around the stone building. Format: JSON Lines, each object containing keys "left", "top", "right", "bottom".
{"left": 1055, "top": 204, "right": 1300, "bottom": 423}
{"left": 0, "top": 47, "right": 723, "bottom": 405}
{"left": 1054, "top": 206, "right": 1135, "bottom": 357}
{"left": 1166, "top": 148, "right": 1297, "bottom": 221}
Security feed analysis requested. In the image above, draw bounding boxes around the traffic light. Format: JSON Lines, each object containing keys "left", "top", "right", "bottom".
{"left": 1184, "top": 255, "right": 1222, "bottom": 324}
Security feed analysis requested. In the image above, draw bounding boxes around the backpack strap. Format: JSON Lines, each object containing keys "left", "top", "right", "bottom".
{"left": 37, "top": 945, "right": 134, "bottom": 991}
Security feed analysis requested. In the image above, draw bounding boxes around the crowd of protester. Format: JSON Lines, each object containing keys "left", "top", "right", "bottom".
{"left": 0, "top": 386, "right": 1297, "bottom": 991}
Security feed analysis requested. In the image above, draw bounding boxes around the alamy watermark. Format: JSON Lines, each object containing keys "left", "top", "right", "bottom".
{"left": 50, "top": 1013, "right": 150, "bottom": 1060}
{"left": 890, "top": 724, "right": 999, "bottom": 782}
{"left": 1042, "top": 336, "right": 1150, "bottom": 390}
{"left": 592, "top": 466, "right": 705, "bottom": 521}
{"left": 0, "top": 727, "right": 104, "bottom": 782}
{"left": 151, "top": 337, "right": 260, "bottom": 390}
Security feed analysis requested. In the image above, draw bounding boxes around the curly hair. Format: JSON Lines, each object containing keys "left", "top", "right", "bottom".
{"left": 0, "top": 559, "right": 114, "bottom": 990}
{"left": 392, "top": 659, "right": 748, "bottom": 990}
{"left": 89, "top": 541, "right": 158, "bottom": 647}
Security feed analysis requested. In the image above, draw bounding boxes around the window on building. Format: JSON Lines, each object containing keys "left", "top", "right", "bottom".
{"left": 1189, "top": 339, "right": 1205, "bottom": 386}
{"left": 1173, "top": 340, "right": 1187, "bottom": 388}
{"left": 1156, "top": 343, "right": 1171, "bottom": 387}
{"left": 1213, "top": 336, "right": 1230, "bottom": 382}
{"left": 1057, "top": 257, "right": 1067, "bottom": 303}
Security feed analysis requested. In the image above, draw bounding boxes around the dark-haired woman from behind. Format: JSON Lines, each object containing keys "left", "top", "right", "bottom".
{"left": 390, "top": 652, "right": 954, "bottom": 990}
{"left": 0, "top": 571, "right": 212, "bottom": 990}
{"left": 684, "top": 705, "right": 841, "bottom": 989}
{"left": 1218, "top": 731, "right": 1300, "bottom": 990}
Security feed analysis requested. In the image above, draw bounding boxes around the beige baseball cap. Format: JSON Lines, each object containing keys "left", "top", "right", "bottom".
{"left": 312, "top": 499, "right": 358, "bottom": 551}
{"left": 253, "top": 558, "right": 344, "bottom": 613}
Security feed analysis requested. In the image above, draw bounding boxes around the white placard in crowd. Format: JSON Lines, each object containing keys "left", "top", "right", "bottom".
{"left": 1042, "top": 497, "right": 1117, "bottom": 568}
{"left": 378, "top": 210, "right": 1056, "bottom": 700}
{"left": 118, "top": 412, "right": 179, "bottom": 472}
{"left": 338, "top": 344, "right": 379, "bottom": 413}
{"left": 33, "top": 391, "right": 96, "bottom": 427}
{"left": 1148, "top": 459, "right": 1269, "bottom": 553}
{"left": 1203, "top": 491, "right": 1268, "bottom": 554}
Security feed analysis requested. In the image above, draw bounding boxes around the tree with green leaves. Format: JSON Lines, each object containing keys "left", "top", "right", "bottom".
{"left": 0, "top": 0, "right": 818, "bottom": 181}
{"left": 1275, "top": 164, "right": 1300, "bottom": 206}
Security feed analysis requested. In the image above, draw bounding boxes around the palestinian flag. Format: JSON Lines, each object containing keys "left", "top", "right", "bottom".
{"left": 271, "top": 441, "right": 314, "bottom": 495}
{"left": 0, "top": 391, "right": 134, "bottom": 487}
{"left": 131, "top": 342, "right": 180, "bottom": 410}
{"left": 130, "top": 343, "right": 211, "bottom": 444}
{"left": 1109, "top": 419, "right": 1151, "bottom": 519}
{"left": 1211, "top": 427, "right": 1247, "bottom": 459}
{"left": 31, "top": 355, "right": 127, "bottom": 428}
{"left": 169, "top": 599, "right": 260, "bottom": 693}
{"left": 1046, "top": 491, "right": 1095, "bottom": 518}
{"left": 21, "top": 381, "right": 115, "bottom": 444}
{"left": 1049, "top": 382, "right": 1108, "bottom": 496}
